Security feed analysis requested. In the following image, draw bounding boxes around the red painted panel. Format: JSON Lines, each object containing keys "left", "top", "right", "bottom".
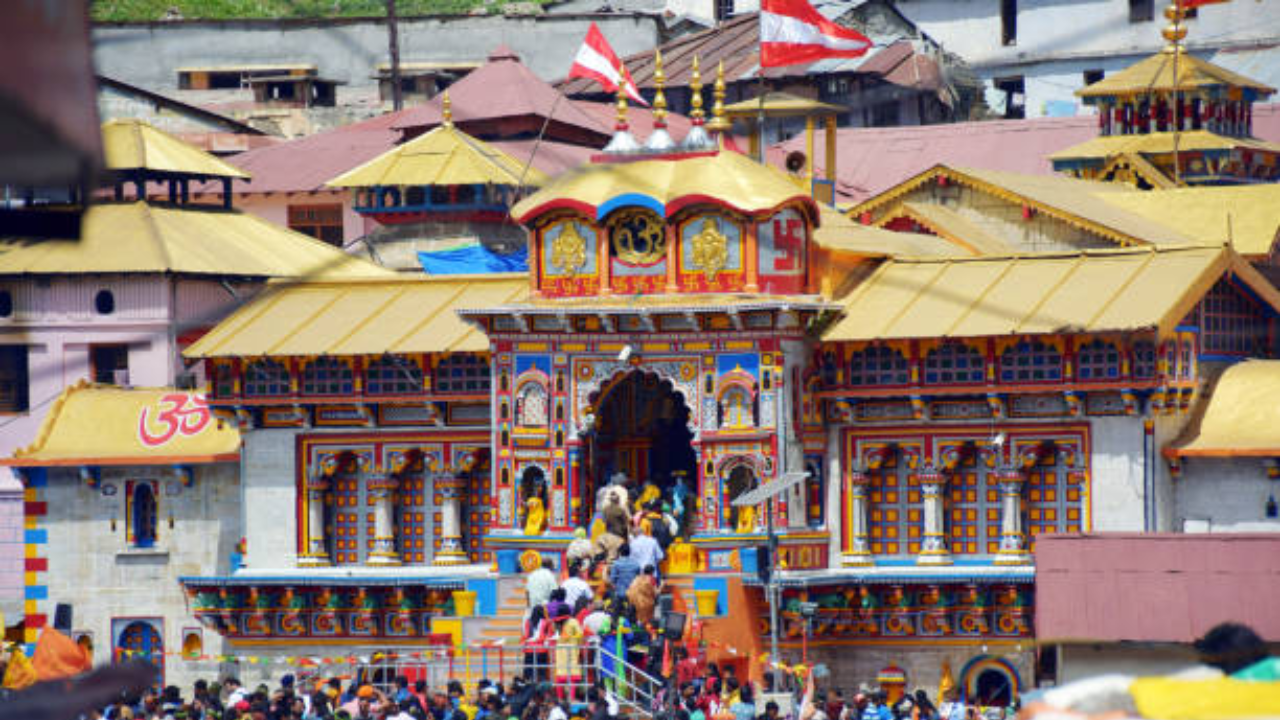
{"left": 24, "top": 558, "right": 47, "bottom": 572}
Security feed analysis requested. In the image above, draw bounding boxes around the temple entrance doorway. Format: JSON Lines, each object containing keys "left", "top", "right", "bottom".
{"left": 586, "top": 371, "right": 697, "bottom": 533}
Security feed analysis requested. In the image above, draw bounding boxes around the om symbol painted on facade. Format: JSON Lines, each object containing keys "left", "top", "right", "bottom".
{"left": 549, "top": 222, "right": 589, "bottom": 276}
{"left": 610, "top": 209, "right": 665, "bottom": 265}
{"left": 689, "top": 218, "right": 728, "bottom": 280}
{"left": 139, "top": 393, "right": 212, "bottom": 447}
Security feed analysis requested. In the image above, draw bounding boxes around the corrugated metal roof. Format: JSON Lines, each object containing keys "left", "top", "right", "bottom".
{"left": 815, "top": 205, "right": 977, "bottom": 258}
{"left": 723, "top": 92, "right": 846, "bottom": 117}
{"left": 0, "top": 201, "right": 391, "bottom": 278}
{"left": 327, "top": 120, "right": 548, "bottom": 188}
{"left": 183, "top": 275, "right": 526, "bottom": 358}
{"left": 1049, "top": 129, "right": 1280, "bottom": 161}
{"left": 391, "top": 46, "right": 609, "bottom": 139}
{"left": 103, "top": 118, "right": 249, "bottom": 179}
{"left": 825, "top": 245, "right": 1280, "bottom": 341}
{"left": 1170, "top": 360, "right": 1280, "bottom": 457}
{"left": 850, "top": 165, "right": 1191, "bottom": 248}
{"left": 511, "top": 149, "right": 817, "bottom": 223}
{"left": 889, "top": 202, "right": 1017, "bottom": 256}
{"left": 3, "top": 382, "right": 239, "bottom": 467}
{"left": 1077, "top": 51, "right": 1275, "bottom": 99}
{"left": 1035, "top": 534, "right": 1280, "bottom": 642}
{"left": 1097, "top": 184, "right": 1280, "bottom": 257}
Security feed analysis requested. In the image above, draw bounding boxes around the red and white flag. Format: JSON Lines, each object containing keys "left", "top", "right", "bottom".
{"left": 760, "top": 0, "right": 872, "bottom": 68}
{"left": 568, "top": 23, "right": 648, "bottom": 105}
{"left": 1180, "top": 0, "right": 1230, "bottom": 8}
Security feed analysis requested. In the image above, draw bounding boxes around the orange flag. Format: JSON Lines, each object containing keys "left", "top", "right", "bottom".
{"left": 32, "top": 628, "right": 91, "bottom": 681}
{"left": 2, "top": 647, "right": 37, "bottom": 690}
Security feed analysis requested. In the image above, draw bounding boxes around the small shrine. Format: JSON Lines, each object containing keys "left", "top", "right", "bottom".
{"left": 1051, "top": 3, "right": 1278, "bottom": 187}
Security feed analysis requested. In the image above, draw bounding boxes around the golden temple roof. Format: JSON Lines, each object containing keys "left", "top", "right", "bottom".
{"left": 1169, "top": 360, "right": 1280, "bottom": 457}
{"left": 183, "top": 274, "right": 526, "bottom": 358}
{"left": 878, "top": 202, "right": 1017, "bottom": 256}
{"left": 814, "top": 206, "right": 978, "bottom": 258}
{"left": 4, "top": 382, "right": 240, "bottom": 467}
{"left": 849, "top": 165, "right": 1190, "bottom": 247}
{"left": 102, "top": 118, "right": 250, "bottom": 179}
{"left": 825, "top": 245, "right": 1279, "bottom": 342}
{"left": 1076, "top": 51, "right": 1275, "bottom": 99}
{"left": 1096, "top": 184, "right": 1280, "bottom": 257}
{"left": 511, "top": 149, "right": 818, "bottom": 223}
{"left": 326, "top": 121, "right": 548, "bottom": 188}
{"left": 722, "top": 92, "right": 846, "bottom": 118}
{"left": 0, "top": 201, "right": 391, "bottom": 278}
{"left": 1049, "top": 130, "right": 1280, "bottom": 161}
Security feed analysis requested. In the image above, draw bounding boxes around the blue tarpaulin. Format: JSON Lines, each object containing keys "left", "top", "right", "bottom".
{"left": 417, "top": 244, "right": 528, "bottom": 275}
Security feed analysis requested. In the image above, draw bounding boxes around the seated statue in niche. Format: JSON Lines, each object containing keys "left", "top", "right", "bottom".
{"left": 736, "top": 502, "right": 757, "bottom": 534}
{"left": 524, "top": 496, "right": 547, "bottom": 535}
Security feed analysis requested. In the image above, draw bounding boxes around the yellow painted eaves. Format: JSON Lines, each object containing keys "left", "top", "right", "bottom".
{"left": 1076, "top": 51, "right": 1275, "bottom": 99}
{"left": 102, "top": 119, "right": 250, "bottom": 179}
{"left": 327, "top": 123, "right": 547, "bottom": 188}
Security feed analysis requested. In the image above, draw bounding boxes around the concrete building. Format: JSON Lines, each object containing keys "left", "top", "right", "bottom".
{"left": 891, "top": 0, "right": 1280, "bottom": 118}
{"left": 91, "top": 14, "right": 664, "bottom": 134}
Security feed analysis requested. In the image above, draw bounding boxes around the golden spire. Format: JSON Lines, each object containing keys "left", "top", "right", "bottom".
{"left": 442, "top": 90, "right": 453, "bottom": 127}
{"left": 1161, "top": 2, "right": 1188, "bottom": 53}
{"left": 689, "top": 55, "right": 705, "bottom": 125}
{"left": 614, "top": 87, "right": 629, "bottom": 131}
{"left": 652, "top": 49, "right": 668, "bottom": 128}
{"left": 707, "top": 60, "right": 730, "bottom": 133}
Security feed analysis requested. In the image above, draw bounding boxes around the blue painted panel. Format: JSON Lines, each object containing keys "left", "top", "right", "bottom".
{"left": 691, "top": 576, "right": 729, "bottom": 616}
{"left": 718, "top": 353, "right": 759, "bottom": 377}
{"left": 25, "top": 585, "right": 47, "bottom": 600}
{"left": 23, "top": 529, "right": 47, "bottom": 545}
{"left": 598, "top": 193, "right": 665, "bottom": 220}
{"left": 515, "top": 355, "right": 551, "bottom": 376}
{"left": 466, "top": 578, "right": 498, "bottom": 616}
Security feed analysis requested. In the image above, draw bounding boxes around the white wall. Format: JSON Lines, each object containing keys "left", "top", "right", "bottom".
{"left": 1176, "top": 457, "right": 1280, "bottom": 532}
{"left": 240, "top": 428, "right": 302, "bottom": 571}
{"left": 1088, "top": 415, "right": 1148, "bottom": 532}
{"left": 1059, "top": 643, "right": 1200, "bottom": 683}
{"left": 40, "top": 463, "right": 240, "bottom": 689}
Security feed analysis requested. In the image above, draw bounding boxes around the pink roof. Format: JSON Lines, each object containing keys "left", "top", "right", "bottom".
{"left": 772, "top": 103, "right": 1280, "bottom": 205}
{"left": 490, "top": 139, "right": 594, "bottom": 177}
{"left": 571, "top": 100, "right": 695, "bottom": 142}
{"left": 391, "top": 45, "right": 608, "bottom": 138}
{"left": 1035, "top": 533, "right": 1280, "bottom": 643}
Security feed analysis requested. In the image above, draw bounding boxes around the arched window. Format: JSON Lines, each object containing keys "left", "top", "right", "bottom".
{"left": 436, "top": 354, "right": 490, "bottom": 394}
{"left": 1132, "top": 340, "right": 1156, "bottom": 378}
{"left": 1076, "top": 339, "right": 1121, "bottom": 380}
{"left": 365, "top": 355, "right": 422, "bottom": 395}
{"left": 301, "top": 357, "right": 354, "bottom": 395}
{"left": 515, "top": 382, "right": 549, "bottom": 427}
{"left": 130, "top": 482, "right": 158, "bottom": 549}
{"left": 923, "top": 342, "right": 984, "bottom": 384}
{"left": 244, "top": 359, "right": 290, "bottom": 397}
{"left": 999, "top": 340, "right": 1062, "bottom": 383}
{"left": 117, "top": 621, "right": 162, "bottom": 664}
{"left": 848, "top": 345, "right": 909, "bottom": 386}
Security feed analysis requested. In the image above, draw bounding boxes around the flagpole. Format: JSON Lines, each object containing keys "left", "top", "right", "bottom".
{"left": 757, "top": 70, "right": 767, "bottom": 163}
{"left": 1169, "top": 0, "right": 1184, "bottom": 186}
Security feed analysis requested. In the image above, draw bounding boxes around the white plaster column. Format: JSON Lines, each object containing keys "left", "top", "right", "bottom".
{"left": 367, "top": 474, "right": 401, "bottom": 566}
{"left": 844, "top": 469, "right": 873, "bottom": 566}
{"left": 916, "top": 465, "right": 952, "bottom": 566}
{"left": 994, "top": 465, "right": 1031, "bottom": 565}
{"left": 299, "top": 475, "right": 331, "bottom": 567}
{"left": 434, "top": 475, "right": 468, "bottom": 565}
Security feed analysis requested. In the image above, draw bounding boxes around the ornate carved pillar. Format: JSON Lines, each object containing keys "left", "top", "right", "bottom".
{"left": 844, "top": 468, "right": 872, "bottom": 566}
{"left": 916, "top": 464, "right": 952, "bottom": 566}
{"left": 434, "top": 475, "right": 468, "bottom": 565}
{"left": 993, "top": 465, "right": 1030, "bottom": 565}
{"left": 299, "top": 474, "right": 331, "bottom": 567}
{"left": 367, "top": 473, "right": 401, "bottom": 566}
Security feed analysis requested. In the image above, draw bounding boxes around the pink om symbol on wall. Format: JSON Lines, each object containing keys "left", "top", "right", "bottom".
{"left": 138, "top": 393, "right": 212, "bottom": 448}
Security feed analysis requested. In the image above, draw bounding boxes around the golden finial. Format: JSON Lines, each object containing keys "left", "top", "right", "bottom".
{"left": 707, "top": 60, "right": 730, "bottom": 133}
{"left": 614, "top": 87, "right": 629, "bottom": 131}
{"left": 652, "top": 49, "right": 668, "bottom": 127}
{"left": 690, "top": 55, "right": 705, "bottom": 125}
{"left": 442, "top": 90, "right": 453, "bottom": 127}
{"left": 1161, "top": 2, "right": 1187, "bottom": 53}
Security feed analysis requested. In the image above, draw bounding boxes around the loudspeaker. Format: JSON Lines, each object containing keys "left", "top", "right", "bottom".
{"left": 757, "top": 546, "right": 772, "bottom": 584}
{"left": 54, "top": 603, "right": 72, "bottom": 633}
{"left": 662, "top": 611, "right": 687, "bottom": 640}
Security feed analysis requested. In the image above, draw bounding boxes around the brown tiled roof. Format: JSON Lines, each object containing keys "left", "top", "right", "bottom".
{"left": 1035, "top": 534, "right": 1280, "bottom": 643}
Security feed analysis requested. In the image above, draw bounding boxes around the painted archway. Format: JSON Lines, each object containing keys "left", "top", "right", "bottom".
{"left": 959, "top": 655, "right": 1021, "bottom": 706}
{"left": 574, "top": 359, "right": 701, "bottom": 439}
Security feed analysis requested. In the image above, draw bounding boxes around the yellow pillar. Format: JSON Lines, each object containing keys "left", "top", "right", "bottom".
{"left": 744, "top": 222, "right": 760, "bottom": 293}
{"left": 598, "top": 227, "right": 612, "bottom": 295}
{"left": 825, "top": 116, "right": 837, "bottom": 183}
{"left": 748, "top": 120, "right": 760, "bottom": 160}
{"left": 665, "top": 223, "right": 679, "bottom": 292}
{"left": 805, "top": 116, "right": 815, "bottom": 189}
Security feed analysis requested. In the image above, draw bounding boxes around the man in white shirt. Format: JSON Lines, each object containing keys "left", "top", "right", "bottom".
{"left": 562, "top": 561, "right": 594, "bottom": 609}
{"left": 629, "top": 525, "right": 664, "bottom": 576}
{"left": 526, "top": 558, "right": 558, "bottom": 609}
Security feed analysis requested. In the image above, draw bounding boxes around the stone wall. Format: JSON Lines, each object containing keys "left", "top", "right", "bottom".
{"left": 803, "top": 643, "right": 1034, "bottom": 701}
{"left": 40, "top": 463, "right": 240, "bottom": 689}
{"left": 1176, "top": 457, "right": 1280, "bottom": 532}
{"left": 241, "top": 428, "right": 302, "bottom": 571}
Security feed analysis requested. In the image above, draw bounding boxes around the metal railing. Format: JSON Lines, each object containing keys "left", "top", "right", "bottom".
{"left": 593, "top": 642, "right": 665, "bottom": 719}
